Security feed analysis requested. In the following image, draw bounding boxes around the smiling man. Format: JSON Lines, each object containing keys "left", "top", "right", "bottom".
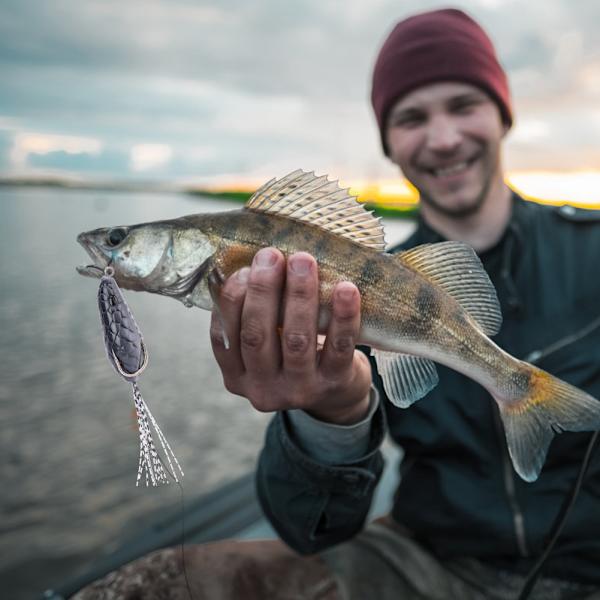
{"left": 246, "top": 8, "right": 600, "bottom": 599}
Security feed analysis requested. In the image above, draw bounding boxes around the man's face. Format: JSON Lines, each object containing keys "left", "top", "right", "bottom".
{"left": 385, "top": 81, "right": 508, "bottom": 218}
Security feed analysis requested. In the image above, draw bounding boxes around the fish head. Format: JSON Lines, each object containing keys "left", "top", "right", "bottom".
{"left": 77, "top": 223, "right": 173, "bottom": 289}
{"left": 76, "top": 220, "right": 217, "bottom": 296}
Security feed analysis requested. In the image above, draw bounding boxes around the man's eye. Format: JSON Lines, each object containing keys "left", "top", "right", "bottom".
{"left": 452, "top": 100, "right": 480, "bottom": 114}
{"left": 455, "top": 104, "right": 472, "bottom": 113}
{"left": 390, "top": 115, "right": 423, "bottom": 128}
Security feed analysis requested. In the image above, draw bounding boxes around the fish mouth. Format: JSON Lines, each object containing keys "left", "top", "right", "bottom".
{"left": 76, "top": 233, "right": 109, "bottom": 278}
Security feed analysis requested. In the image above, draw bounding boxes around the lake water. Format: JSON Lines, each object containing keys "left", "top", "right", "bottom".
{"left": 0, "top": 185, "right": 414, "bottom": 599}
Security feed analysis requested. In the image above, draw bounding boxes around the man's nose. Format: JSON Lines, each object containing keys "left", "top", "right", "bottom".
{"left": 426, "top": 115, "right": 461, "bottom": 152}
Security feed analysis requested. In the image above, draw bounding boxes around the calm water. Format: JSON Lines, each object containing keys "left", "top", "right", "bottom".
{"left": 0, "top": 186, "right": 414, "bottom": 599}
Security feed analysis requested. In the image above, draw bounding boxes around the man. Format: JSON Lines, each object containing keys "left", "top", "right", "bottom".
{"left": 75, "top": 8, "right": 600, "bottom": 600}
{"left": 212, "top": 8, "right": 600, "bottom": 598}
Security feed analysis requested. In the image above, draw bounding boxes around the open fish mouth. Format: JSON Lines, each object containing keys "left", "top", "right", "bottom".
{"left": 76, "top": 233, "right": 109, "bottom": 278}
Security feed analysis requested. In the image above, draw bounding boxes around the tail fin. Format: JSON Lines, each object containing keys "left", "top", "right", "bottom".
{"left": 497, "top": 365, "right": 600, "bottom": 482}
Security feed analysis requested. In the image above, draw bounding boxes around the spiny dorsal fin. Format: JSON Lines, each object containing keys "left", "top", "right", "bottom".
{"left": 245, "top": 170, "right": 386, "bottom": 251}
{"left": 398, "top": 241, "right": 502, "bottom": 336}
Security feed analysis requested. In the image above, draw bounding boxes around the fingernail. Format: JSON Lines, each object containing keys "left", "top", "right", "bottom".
{"left": 255, "top": 248, "right": 277, "bottom": 268}
{"left": 236, "top": 267, "right": 250, "bottom": 283}
{"left": 336, "top": 283, "right": 356, "bottom": 301}
{"left": 289, "top": 254, "right": 312, "bottom": 276}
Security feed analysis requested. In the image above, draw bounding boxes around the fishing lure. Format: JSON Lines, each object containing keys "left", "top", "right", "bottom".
{"left": 96, "top": 265, "right": 184, "bottom": 487}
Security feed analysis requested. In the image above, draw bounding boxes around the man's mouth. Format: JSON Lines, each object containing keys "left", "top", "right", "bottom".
{"left": 425, "top": 155, "right": 479, "bottom": 178}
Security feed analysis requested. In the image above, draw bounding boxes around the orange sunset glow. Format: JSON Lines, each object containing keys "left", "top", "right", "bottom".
{"left": 203, "top": 170, "right": 600, "bottom": 212}
{"left": 348, "top": 171, "right": 600, "bottom": 210}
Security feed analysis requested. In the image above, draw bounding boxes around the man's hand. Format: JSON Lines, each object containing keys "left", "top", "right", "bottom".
{"left": 210, "top": 247, "right": 372, "bottom": 425}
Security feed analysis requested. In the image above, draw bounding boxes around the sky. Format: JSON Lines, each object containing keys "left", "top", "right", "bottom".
{"left": 2, "top": 0, "right": 600, "bottom": 200}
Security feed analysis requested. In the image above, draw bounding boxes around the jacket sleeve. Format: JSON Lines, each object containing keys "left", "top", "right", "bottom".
{"left": 255, "top": 402, "right": 386, "bottom": 554}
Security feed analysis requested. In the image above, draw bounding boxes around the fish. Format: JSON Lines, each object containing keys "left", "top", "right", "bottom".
{"left": 76, "top": 169, "right": 600, "bottom": 482}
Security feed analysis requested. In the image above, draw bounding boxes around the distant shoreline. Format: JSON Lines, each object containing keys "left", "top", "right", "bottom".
{"left": 0, "top": 177, "right": 419, "bottom": 219}
{"left": 0, "top": 176, "right": 177, "bottom": 193}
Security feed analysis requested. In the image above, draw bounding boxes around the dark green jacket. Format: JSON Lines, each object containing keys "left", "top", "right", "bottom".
{"left": 256, "top": 193, "right": 600, "bottom": 583}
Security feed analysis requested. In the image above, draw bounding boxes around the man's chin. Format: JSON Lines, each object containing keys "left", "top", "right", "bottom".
{"left": 419, "top": 191, "right": 486, "bottom": 219}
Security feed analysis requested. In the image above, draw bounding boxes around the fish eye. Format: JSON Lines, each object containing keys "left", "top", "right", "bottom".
{"left": 106, "top": 228, "right": 128, "bottom": 247}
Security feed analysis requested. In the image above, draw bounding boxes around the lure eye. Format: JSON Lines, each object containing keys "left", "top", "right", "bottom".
{"left": 106, "top": 228, "right": 128, "bottom": 247}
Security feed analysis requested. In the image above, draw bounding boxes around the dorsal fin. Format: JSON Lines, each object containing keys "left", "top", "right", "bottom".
{"left": 245, "top": 170, "right": 386, "bottom": 251}
{"left": 398, "top": 241, "right": 502, "bottom": 336}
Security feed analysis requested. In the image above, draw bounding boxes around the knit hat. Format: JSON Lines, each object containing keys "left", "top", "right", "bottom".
{"left": 371, "top": 8, "right": 512, "bottom": 155}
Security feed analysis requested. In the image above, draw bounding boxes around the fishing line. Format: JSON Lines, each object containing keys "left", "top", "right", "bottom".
{"left": 155, "top": 453, "right": 196, "bottom": 600}
{"left": 516, "top": 430, "right": 600, "bottom": 600}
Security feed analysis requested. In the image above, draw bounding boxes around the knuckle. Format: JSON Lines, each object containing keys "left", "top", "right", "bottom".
{"left": 220, "top": 287, "right": 243, "bottom": 305}
{"left": 321, "top": 368, "right": 352, "bottom": 393}
{"left": 319, "top": 378, "right": 338, "bottom": 396}
{"left": 287, "top": 391, "right": 309, "bottom": 410}
{"left": 287, "top": 282, "right": 312, "bottom": 301}
{"left": 248, "top": 391, "right": 271, "bottom": 412}
{"left": 247, "top": 385, "right": 310, "bottom": 412}
{"left": 247, "top": 277, "right": 275, "bottom": 297}
{"left": 284, "top": 331, "right": 311, "bottom": 356}
{"left": 222, "top": 377, "right": 241, "bottom": 396}
{"left": 333, "top": 310, "right": 356, "bottom": 325}
{"left": 331, "top": 334, "right": 355, "bottom": 354}
{"left": 240, "top": 319, "right": 266, "bottom": 350}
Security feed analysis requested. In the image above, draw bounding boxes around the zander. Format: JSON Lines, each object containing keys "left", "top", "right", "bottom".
{"left": 77, "top": 169, "right": 600, "bottom": 482}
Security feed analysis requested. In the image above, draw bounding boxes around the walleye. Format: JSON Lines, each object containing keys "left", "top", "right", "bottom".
{"left": 77, "top": 169, "right": 600, "bottom": 482}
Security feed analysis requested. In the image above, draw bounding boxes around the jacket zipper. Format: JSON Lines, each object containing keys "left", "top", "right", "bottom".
{"left": 493, "top": 406, "right": 530, "bottom": 557}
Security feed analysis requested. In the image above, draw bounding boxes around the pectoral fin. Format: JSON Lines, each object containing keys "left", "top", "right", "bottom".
{"left": 208, "top": 267, "right": 230, "bottom": 350}
{"left": 372, "top": 349, "right": 438, "bottom": 407}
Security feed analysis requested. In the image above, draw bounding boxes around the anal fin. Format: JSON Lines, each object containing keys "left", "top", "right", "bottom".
{"left": 372, "top": 349, "right": 438, "bottom": 408}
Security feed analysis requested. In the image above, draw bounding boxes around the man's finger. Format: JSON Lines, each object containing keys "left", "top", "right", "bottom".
{"left": 209, "top": 267, "right": 250, "bottom": 384}
{"left": 319, "top": 281, "right": 362, "bottom": 378}
{"left": 281, "top": 253, "right": 319, "bottom": 378}
{"left": 239, "top": 248, "right": 285, "bottom": 379}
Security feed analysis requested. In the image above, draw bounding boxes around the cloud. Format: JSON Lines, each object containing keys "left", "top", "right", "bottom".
{"left": 27, "top": 148, "right": 130, "bottom": 176}
{"left": 130, "top": 143, "right": 173, "bottom": 172}
{"left": 9, "top": 132, "right": 102, "bottom": 169}
{"left": 510, "top": 119, "right": 551, "bottom": 144}
{"left": 1, "top": 0, "right": 600, "bottom": 181}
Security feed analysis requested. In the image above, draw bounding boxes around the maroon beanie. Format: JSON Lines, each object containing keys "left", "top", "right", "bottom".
{"left": 371, "top": 8, "right": 512, "bottom": 155}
